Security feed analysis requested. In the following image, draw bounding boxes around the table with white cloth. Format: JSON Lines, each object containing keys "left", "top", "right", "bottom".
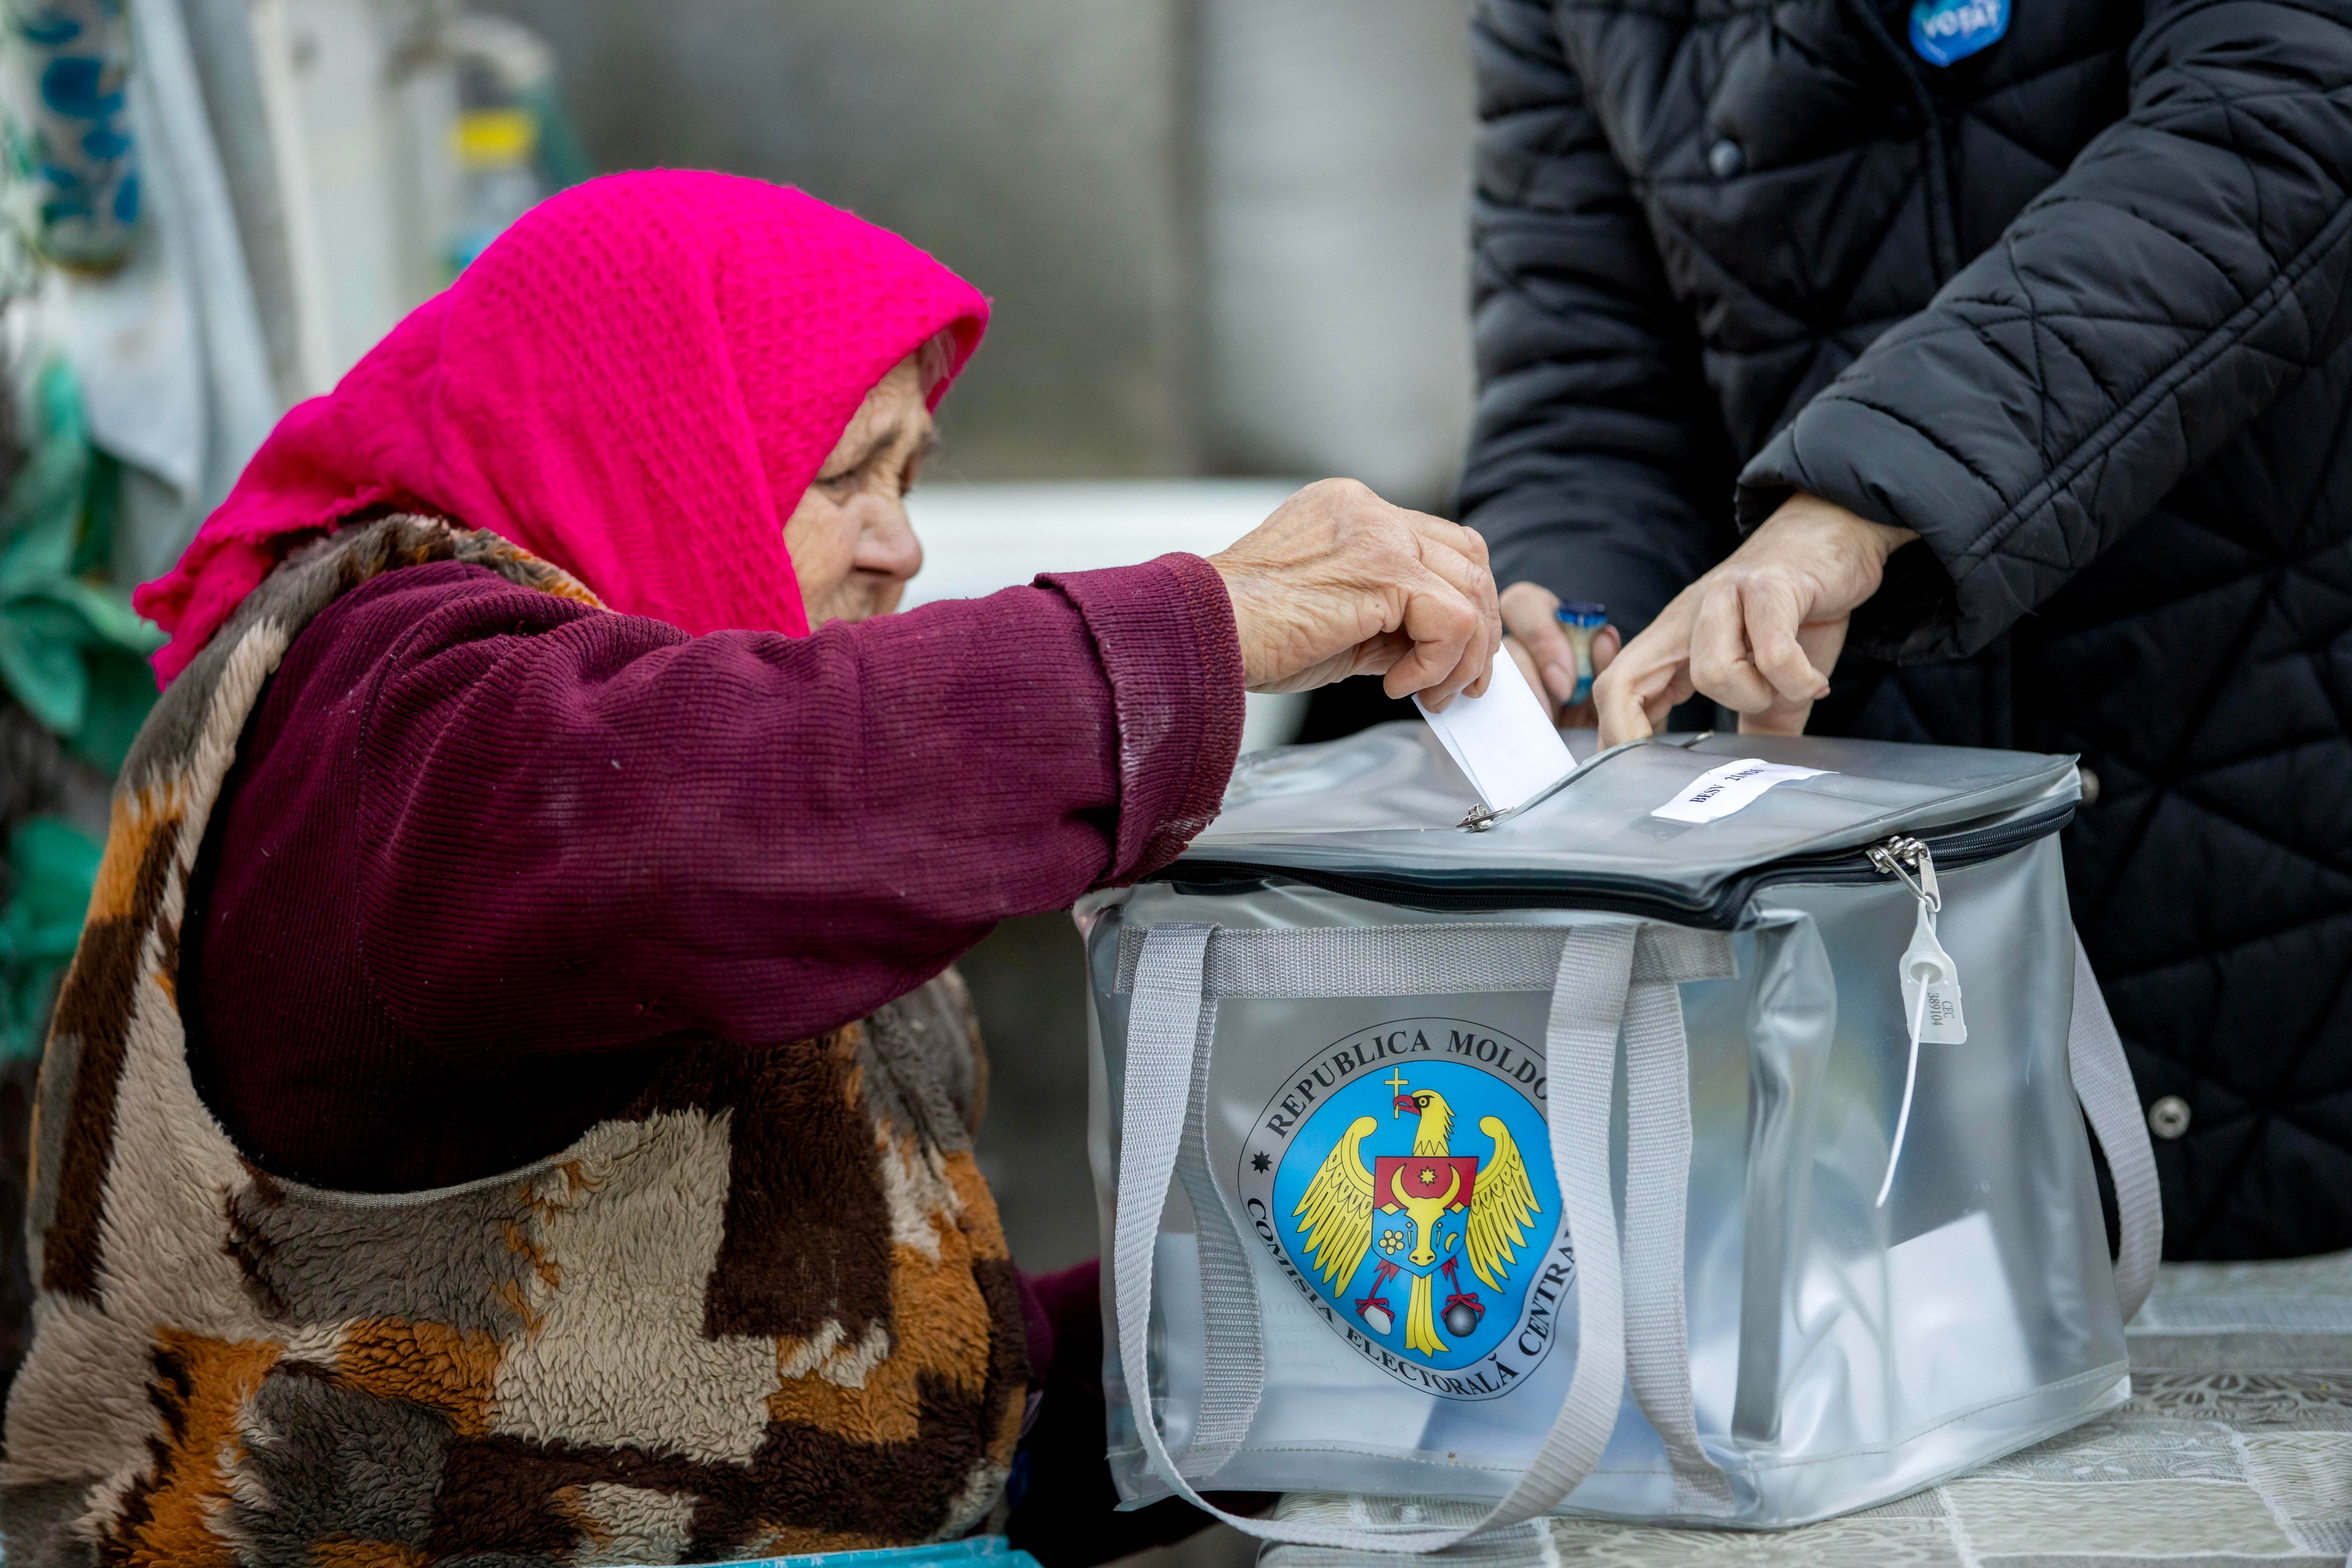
{"left": 1264, "top": 1250, "right": 2352, "bottom": 1566}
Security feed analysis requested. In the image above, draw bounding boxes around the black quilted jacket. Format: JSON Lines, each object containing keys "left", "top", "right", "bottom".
{"left": 1462, "top": 0, "right": 2352, "bottom": 1258}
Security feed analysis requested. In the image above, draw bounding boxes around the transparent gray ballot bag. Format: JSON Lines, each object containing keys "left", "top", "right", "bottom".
{"left": 1077, "top": 727, "right": 2162, "bottom": 1551}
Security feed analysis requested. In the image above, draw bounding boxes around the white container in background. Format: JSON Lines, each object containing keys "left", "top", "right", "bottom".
{"left": 904, "top": 479, "right": 1312, "bottom": 752}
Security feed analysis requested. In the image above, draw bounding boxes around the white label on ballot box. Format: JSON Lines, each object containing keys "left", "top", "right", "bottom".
{"left": 1414, "top": 654, "right": 1573, "bottom": 813}
{"left": 1652, "top": 757, "right": 1830, "bottom": 824}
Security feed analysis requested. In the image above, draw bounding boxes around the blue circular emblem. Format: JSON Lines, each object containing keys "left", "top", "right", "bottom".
{"left": 1234, "top": 1018, "right": 1571, "bottom": 1400}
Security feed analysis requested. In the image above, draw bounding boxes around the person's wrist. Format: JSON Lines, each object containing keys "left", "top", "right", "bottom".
{"left": 1207, "top": 557, "right": 1275, "bottom": 689}
{"left": 1764, "top": 491, "right": 1915, "bottom": 564}
{"left": 1852, "top": 514, "right": 1918, "bottom": 563}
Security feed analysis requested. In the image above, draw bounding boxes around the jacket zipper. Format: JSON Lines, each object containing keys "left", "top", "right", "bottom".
{"left": 1152, "top": 800, "right": 2074, "bottom": 929}
{"left": 1838, "top": 0, "right": 1960, "bottom": 277}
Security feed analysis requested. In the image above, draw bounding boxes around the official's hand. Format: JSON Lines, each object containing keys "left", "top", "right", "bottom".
{"left": 1593, "top": 493, "right": 1915, "bottom": 745}
{"left": 1501, "top": 581, "right": 1620, "bottom": 727}
{"left": 1209, "top": 479, "right": 1502, "bottom": 711}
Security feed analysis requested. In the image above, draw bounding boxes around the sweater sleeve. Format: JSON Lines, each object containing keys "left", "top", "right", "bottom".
{"left": 1738, "top": 0, "right": 2352, "bottom": 661}
{"left": 1457, "top": 0, "right": 1740, "bottom": 637}
{"left": 350, "top": 555, "right": 1241, "bottom": 1056}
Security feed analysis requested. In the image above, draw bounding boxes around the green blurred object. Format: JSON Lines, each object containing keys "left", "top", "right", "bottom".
{"left": 524, "top": 79, "right": 594, "bottom": 192}
{"left": 0, "top": 359, "right": 153, "bottom": 1061}
{"left": 0, "top": 814, "right": 100, "bottom": 1061}
{"left": 0, "top": 358, "right": 161, "bottom": 772}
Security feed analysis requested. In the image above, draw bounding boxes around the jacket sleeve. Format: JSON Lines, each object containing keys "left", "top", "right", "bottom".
{"left": 1740, "top": 0, "right": 2352, "bottom": 660}
{"left": 1458, "top": 0, "right": 1739, "bottom": 637}
{"left": 351, "top": 557, "right": 1241, "bottom": 1056}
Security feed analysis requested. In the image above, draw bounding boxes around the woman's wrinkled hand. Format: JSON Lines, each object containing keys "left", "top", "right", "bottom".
{"left": 1501, "top": 581, "right": 1620, "bottom": 727}
{"left": 1209, "top": 479, "right": 1502, "bottom": 712}
{"left": 1594, "top": 493, "right": 1915, "bottom": 746}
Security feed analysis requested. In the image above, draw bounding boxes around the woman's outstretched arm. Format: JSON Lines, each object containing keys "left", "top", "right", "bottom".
{"left": 344, "top": 554, "right": 1239, "bottom": 1055}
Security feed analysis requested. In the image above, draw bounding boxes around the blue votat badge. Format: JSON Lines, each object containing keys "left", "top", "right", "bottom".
{"left": 1910, "top": 0, "right": 2008, "bottom": 65}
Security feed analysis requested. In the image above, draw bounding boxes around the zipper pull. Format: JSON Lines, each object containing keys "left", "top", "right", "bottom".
{"left": 1869, "top": 837, "right": 1964, "bottom": 1043}
{"left": 1866, "top": 835, "right": 1936, "bottom": 909}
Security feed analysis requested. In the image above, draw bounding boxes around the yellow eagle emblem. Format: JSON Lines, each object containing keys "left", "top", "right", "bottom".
{"left": 1291, "top": 1085, "right": 1541, "bottom": 1355}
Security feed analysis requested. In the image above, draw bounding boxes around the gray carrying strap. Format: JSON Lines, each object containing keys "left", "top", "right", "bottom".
{"left": 1112, "top": 920, "right": 1732, "bottom": 1551}
{"left": 1171, "top": 989, "right": 1263, "bottom": 1479}
{"left": 2067, "top": 934, "right": 2162, "bottom": 1323}
{"left": 1117, "top": 921, "right": 1585, "bottom": 997}
{"left": 1622, "top": 930, "right": 1740, "bottom": 1516}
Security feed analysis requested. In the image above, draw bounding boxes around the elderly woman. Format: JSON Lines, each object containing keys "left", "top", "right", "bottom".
{"left": 0, "top": 172, "right": 1498, "bottom": 1566}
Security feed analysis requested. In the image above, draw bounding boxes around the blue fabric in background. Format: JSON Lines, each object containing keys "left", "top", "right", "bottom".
{"left": 648, "top": 1538, "right": 1042, "bottom": 1568}
{"left": 0, "top": 1538, "right": 1047, "bottom": 1568}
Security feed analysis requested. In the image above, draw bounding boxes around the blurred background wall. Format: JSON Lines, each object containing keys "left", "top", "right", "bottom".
{"left": 475, "top": 0, "right": 1208, "bottom": 481}
{"left": 1199, "top": 0, "right": 1477, "bottom": 506}
{"left": 473, "top": 0, "right": 1476, "bottom": 505}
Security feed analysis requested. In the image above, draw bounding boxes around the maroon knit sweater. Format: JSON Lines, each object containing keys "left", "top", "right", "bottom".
{"left": 179, "top": 552, "right": 1243, "bottom": 1194}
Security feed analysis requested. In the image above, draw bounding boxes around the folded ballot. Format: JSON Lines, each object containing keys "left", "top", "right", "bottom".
{"left": 1413, "top": 652, "right": 1574, "bottom": 815}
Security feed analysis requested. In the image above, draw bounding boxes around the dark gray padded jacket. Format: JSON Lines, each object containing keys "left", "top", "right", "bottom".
{"left": 1462, "top": 0, "right": 2352, "bottom": 1257}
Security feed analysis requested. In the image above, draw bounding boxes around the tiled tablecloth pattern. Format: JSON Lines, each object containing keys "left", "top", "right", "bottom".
{"left": 1264, "top": 1251, "right": 2352, "bottom": 1566}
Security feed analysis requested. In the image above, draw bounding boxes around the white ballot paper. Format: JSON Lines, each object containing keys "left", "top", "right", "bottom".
{"left": 1414, "top": 653, "right": 1574, "bottom": 813}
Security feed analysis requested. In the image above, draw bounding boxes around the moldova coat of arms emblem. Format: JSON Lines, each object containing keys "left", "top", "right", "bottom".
{"left": 1234, "top": 1017, "right": 1571, "bottom": 1398}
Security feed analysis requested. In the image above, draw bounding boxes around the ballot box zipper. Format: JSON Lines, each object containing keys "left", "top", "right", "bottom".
{"left": 1153, "top": 802, "right": 2074, "bottom": 930}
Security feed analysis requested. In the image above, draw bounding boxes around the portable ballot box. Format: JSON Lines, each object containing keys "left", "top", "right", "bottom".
{"left": 1079, "top": 727, "right": 2159, "bottom": 1551}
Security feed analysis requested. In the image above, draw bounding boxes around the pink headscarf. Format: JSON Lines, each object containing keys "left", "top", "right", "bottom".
{"left": 136, "top": 170, "right": 989, "bottom": 684}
